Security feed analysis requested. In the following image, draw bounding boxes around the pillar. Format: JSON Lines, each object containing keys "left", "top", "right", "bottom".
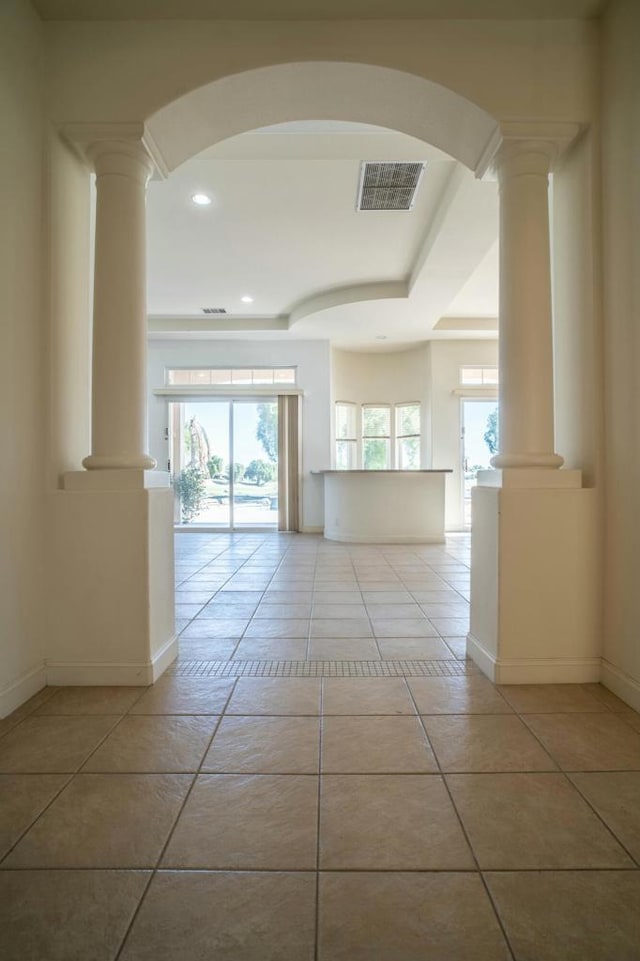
{"left": 83, "top": 139, "right": 156, "bottom": 470}
{"left": 47, "top": 124, "right": 175, "bottom": 687}
{"left": 492, "top": 139, "right": 563, "bottom": 469}
{"left": 468, "top": 123, "right": 600, "bottom": 685}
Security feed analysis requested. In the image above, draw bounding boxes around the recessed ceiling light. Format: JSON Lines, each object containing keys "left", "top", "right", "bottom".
{"left": 191, "top": 193, "right": 212, "bottom": 206}
{"left": 241, "top": 295, "right": 254, "bottom": 304}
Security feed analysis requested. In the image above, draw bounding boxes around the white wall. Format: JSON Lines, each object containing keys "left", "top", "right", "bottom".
{"left": 428, "top": 340, "right": 499, "bottom": 530}
{"left": 601, "top": 0, "right": 640, "bottom": 709}
{"left": 331, "top": 346, "right": 431, "bottom": 466}
{"left": 0, "top": 0, "right": 46, "bottom": 715}
{"left": 46, "top": 133, "right": 92, "bottom": 488}
{"left": 147, "top": 339, "right": 332, "bottom": 531}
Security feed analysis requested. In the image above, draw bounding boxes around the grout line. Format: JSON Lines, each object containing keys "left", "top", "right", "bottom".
{"left": 404, "top": 678, "right": 518, "bottom": 961}
{"left": 113, "top": 676, "right": 240, "bottom": 960}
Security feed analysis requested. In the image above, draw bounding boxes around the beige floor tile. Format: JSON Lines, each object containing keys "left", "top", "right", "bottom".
{"left": 0, "top": 869, "right": 150, "bottom": 961}
{"left": 318, "top": 872, "right": 511, "bottom": 961}
{"left": 569, "top": 772, "right": 640, "bottom": 861}
{"left": 0, "top": 716, "right": 118, "bottom": 773}
{"left": 498, "top": 683, "right": 608, "bottom": 714}
{"left": 129, "top": 677, "right": 235, "bottom": 715}
{"left": 5, "top": 773, "right": 191, "bottom": 868}
{"left": 232, "top": 637, "right": 308, "bottom": 659}
{"left": 180, "top": 618, "right": 249, "bottom": 639}
{"left": 322, "top": 678, "right": 415, "bottom": 715}
{"left": 620, "top": 710, "right": 640, "bottom": 734}
{"left": 486, "top": 871, "right": 640, "bottom": 961}
{"left": 371, "top": 618, "right": 439, "bottom": 638}
{"left": 441, "top": 636, "right": 469, "bottom": 659}
{"left": 322, "top": 716, "right": 437, "bottom": 773}
{"left": 447, "top": 772, "right": 633, "bottom": 869}
{"left": 119, "top": 871, "right": 315, "bottom": 961}
{"left": 162, "top": 774, "right": 318, "bottom": 869}
{"left": 319, "top": 774, "right": 474, "bottom": 869}
{"left": 0, "top": 775, "right": 70, "bottom": 859}
{"left": 34, "top": 686, "right": 146, "bottom": 715}
{"left": 409, "top": 676, "right": 513, "bottom": 715}
{"left": 523, "top": 713, "right": 640, "bottom": 770}
{"left": 253, "top": 603, "right": 312, "bottom": 618}
{"left": 424, "top": 715, "right": 556, "bottom": 772}
{"left": 226, "top": 678, "right": 321, "bottom": 715}
{"left": 243, "top": 618, "right": 310, "bottom": 638}
{"left": 308, "top": 638, "right": 381, "bottom": 660}
{"left": 581, "top": 683, "right": 638, "bottom": 712}
{"left": 429, "top": 617, "right": 470, "bottom": 635}
{"left": 377, "top": 637, "right": 456, "bottom": 659}
{"left": 310, "top": 618, "right": 373, "bottom": 638}
{"left": 83, "top": 716, "right": 218, "bottom": 773}
{"left": 311, "top": 603, "right": 367, "bottom": 618}
{"left": 312, "top": 591, "right": 363, "bottom": 604}
{"left": 364, "top": 603, "right": 425, "bottom": 618}
{"left": 361, "top": 591, "right": 412, "bottom": 603}
{"left": 177, "top": 637, "right": 238, "bottom": 659}
{"left": 202, "top": 716, "right": 320, "bottom": 773}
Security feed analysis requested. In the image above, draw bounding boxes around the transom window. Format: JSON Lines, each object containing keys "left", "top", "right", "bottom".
{"left": 166, "top": 367, "right": 296, "bottom": 387}
{"left": 460, "top": 366, "right": 499, "bottom": 386}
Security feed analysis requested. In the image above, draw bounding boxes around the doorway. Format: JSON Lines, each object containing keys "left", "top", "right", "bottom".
{"left": 461, "top": 398, "right": 499, "bottom": 528}
{"left": 169, "top": 399, "right": 279, "bottom": 530}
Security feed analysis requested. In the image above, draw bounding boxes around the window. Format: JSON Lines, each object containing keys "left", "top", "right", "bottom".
{"left": 166, "top": 367, "right": 296, "bottom": 386}
{"left": 335, "top": 402, "right": 357, "bottom": 470}
{"left": 396, "top": 403, "right": 421, "bottom": 469}
{"left": 362, "top": 405, "right": 391, "bottom": 469}
{"left": 460, "top": 366, "right": 499, "bottom": 386}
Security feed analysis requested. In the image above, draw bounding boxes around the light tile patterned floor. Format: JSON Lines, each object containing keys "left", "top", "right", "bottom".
{"left": 1, "top": 532, "right": 640, "bottom": 959}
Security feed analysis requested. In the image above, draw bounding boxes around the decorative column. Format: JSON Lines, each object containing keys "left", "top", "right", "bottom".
{"left": 468, "top": 122, "right": 600, "bottom": 686}
{"left": 83, "top": 138, "right": 156, "bottom": 470}
{"left": 492, "top": 137, "right": 562, "bottom": 469}
{"left": 47, "top": 124, "right": 175, "bottom": 689}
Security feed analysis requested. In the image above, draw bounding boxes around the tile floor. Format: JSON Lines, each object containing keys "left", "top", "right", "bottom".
{"left": 1, "top": 532, "right": 640, "bottom": 959}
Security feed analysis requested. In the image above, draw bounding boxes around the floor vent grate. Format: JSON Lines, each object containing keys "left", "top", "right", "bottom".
{"left": 168, "top": 659, "right": 475, "bottom": 678}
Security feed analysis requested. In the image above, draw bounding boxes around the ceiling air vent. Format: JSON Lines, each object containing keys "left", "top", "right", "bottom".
{"left": 201, "top": 307, "right": 227, "bottom": 314}
{"left": 357, "top": 161, "right": 426, "bottom": 211}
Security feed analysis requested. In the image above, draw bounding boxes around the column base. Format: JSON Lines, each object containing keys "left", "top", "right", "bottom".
{"left": 83, "top": 453, "right": 157, "bottom": 471}
{"left": 467, "top": 476, "right": 601, "bottom": 684}
{"left": 47, "top": 478, "right": 176, "bottom": 686}
{"left": 491, "top": 452, "right": 564, "bottom": 469}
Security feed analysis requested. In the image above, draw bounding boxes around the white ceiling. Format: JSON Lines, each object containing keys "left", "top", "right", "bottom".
{"left": 146, "top": 122, "right": 499, "bottom": 350}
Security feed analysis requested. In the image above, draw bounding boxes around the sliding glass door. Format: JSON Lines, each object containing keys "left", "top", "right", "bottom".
{"left": 169, "top": 399, "right": 278, "bottom": 530}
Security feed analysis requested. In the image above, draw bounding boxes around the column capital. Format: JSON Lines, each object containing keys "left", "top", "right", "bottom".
{"left": 59, "top": 121, "right": 168, "bottom": 180}
{"left": 475, "top": 120, "right": 582, "bottom": 179}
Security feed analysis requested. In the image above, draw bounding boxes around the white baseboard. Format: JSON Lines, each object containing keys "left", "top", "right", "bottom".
{"left": 46, "top": 634, "right": 178, "bottom": 687}
{"left": 301, "top": 526, "right": 323, "bottom": 534}
{"left": 601, "top": 659, "right": 640, "bottom": 713}
{"left": 0, "top": 663, "right": 47, "bottom": 719}
{"left": 466, "top": 633, "right": 601, "bottom": 684}
{"left": 151, "top": 634, "right": 179, "bottom": 682}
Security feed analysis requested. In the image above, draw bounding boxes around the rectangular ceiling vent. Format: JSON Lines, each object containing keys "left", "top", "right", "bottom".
{"left": 357, "top": 161, "right": 426, "bottom": 211}
{"left": 201, "top": 307, "right": 227, "bottom": 314}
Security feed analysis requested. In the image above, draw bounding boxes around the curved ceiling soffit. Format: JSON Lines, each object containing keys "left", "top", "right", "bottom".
{"left": 288, "top": 281, "right": 408, "bottom": 328}
{"left": 146, "top": 61, "right": 499, "bottom": 175}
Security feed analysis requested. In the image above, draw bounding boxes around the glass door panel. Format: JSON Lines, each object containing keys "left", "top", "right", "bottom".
{"left": 170, "top": 400, "right": 231, "bottom": 528}
{"left": 232, "top": 400, "right": 278, "bottom": 529}
{"left": 461, "top": 399, "right": 498, "bottom": 528}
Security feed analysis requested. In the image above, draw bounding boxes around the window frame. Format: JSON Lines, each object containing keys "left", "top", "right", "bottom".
{"left": 395, "top": 402, "right": 421, "bottom": 470}
{"left": 334, "top": 401, "right": 358, "bottom": 471}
